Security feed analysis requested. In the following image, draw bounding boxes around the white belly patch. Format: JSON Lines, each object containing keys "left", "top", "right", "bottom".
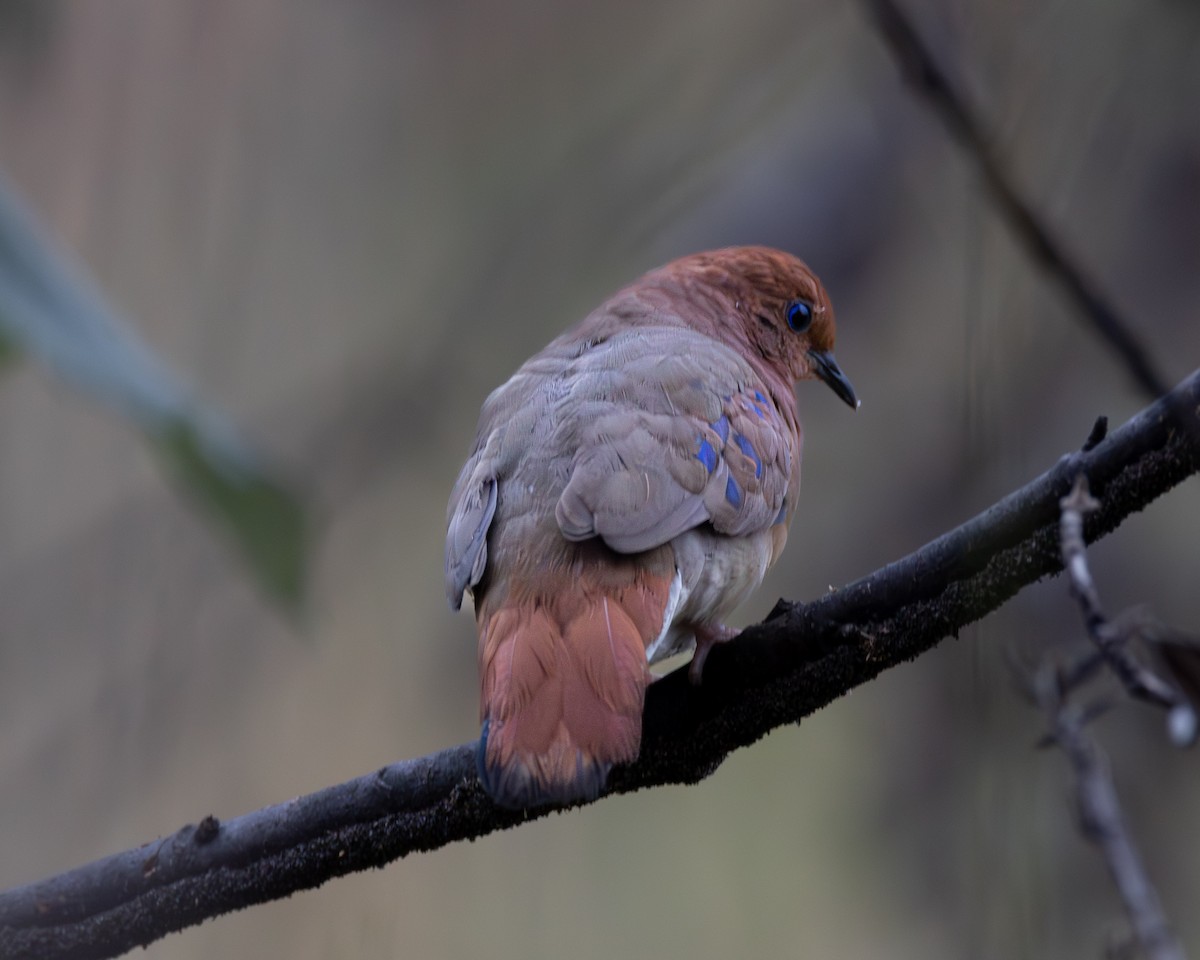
{"left": 645, "top": 568, "right": 686, "bottom": 664}
{"left": 642, "top": 528, "right": 775, "bottom": 666}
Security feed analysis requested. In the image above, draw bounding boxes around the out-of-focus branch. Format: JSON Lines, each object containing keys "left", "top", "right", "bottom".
{"left": 1059, "top": 476, "right": 1190, "bottom": 722}
{"left": 861, "top": 0, "right": 1174, "bottom": 404}
{"left": 1040, "top": 689, "right": 1186, "bottom": 960}
{"left": 866, "top": 10, "right": 1195, "bottom": 942}
{"left": 1033, "top": 476, "right": 1188, "bottom": 960}
{"left": 1, "top": 368, "right": 1197, "bottom": 959}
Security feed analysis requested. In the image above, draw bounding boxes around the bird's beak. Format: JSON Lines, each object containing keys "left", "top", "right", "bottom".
{"left": 808, "top": 349, "right": 859, "bottom": 409}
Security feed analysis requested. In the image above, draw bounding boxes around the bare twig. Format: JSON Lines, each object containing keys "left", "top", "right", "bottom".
{"left": 0, "top": 367, "right": 1196, "bottom": 959}
{"left": 1041, "top": 687, "right": 1186, "bottom": 960}
{"left": 861, "top": 0, "right": 1174, "bottom": 403}
{"left": 1059, "top": 475, "right": 1188, "bottom": 719}
{"left": 1040, "top": 480, "right": 1189, "bottom": 960}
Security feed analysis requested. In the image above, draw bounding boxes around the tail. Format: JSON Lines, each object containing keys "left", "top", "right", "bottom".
{"left": 477, "top": 576, "right": 668, "bottom": 808}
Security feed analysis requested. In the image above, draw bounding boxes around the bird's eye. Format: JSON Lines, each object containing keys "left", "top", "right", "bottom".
{"left": 785, "top": 299, "right": 813, "bottom": 333}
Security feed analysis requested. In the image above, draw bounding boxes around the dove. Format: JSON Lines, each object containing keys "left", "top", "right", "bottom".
{"left": 446, "top": 246, "right": 857, "bottom": 808}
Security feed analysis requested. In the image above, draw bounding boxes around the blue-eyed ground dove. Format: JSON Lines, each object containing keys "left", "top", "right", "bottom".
{"left": 446, "top": 246, "right": 857, "bottom": 808}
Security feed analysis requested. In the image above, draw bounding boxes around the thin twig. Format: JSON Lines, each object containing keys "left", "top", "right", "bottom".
{"left": 0, "top": 367, "right": 1197, "bottom": 960}
{"left": 1059, "top": 475, "right": 1187, "bottom": 715}
{"left": 1043, "top": 481, "right": 1189, "bottom": 960}
{"left": 861, "top": 0, "right": 1174, "bottom": 403}
{"left": 1042, "top": 690, "right": 1186, "bottom": 960}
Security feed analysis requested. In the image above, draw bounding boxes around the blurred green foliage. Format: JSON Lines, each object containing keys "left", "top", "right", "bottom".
{"left": 0, "top": 329, "right": 16, "bottom": 369}
{"left": 153, "top": 423, "right": 306, "bottom": 606}
{"left": 0, "top": 176, "right": 306, "bottom": 606}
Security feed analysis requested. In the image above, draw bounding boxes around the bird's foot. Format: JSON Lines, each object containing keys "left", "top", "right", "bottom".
{"left": 688, "top": 623, "right": 739, "bottom": 686}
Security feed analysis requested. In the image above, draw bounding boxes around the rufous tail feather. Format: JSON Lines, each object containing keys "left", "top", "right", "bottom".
{"left": 477, "top": 576, "right": 666, "bottom": 808}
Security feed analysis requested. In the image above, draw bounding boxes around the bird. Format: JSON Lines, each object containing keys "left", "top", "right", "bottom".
{"left": 445, "top": 246, "right": 858, "bottom": 809}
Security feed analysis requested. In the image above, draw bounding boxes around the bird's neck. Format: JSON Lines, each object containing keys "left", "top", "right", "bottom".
{"left": 584, "top": 281, "right": 801, "bottom": 428}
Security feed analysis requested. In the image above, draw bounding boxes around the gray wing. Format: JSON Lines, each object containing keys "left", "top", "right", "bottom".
{"left": 445, "top": 427, "right": 502, "bottom": 609}
{"left": 553, "top": 329, "right": 796, "bottom": 554}
{"left": 445, "top": 326, "right": 799, "bottom": 605}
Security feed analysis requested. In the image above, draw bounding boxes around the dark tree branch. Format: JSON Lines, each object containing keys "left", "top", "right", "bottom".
{"left": 861, "top": 0, "right": 1174, "bottom": 404}
{"left": 1, "top": 369, "right": 1197, "bottom": 959}
{"left": 1034, "top": 476, "right": 1188, "bottom": 960}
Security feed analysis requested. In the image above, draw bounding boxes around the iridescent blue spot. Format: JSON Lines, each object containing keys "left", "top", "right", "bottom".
{"left": 773, "top": 500, "right": 788, "bottom": 525}
{"left": 734, "top": 434, "right": 762, "bottom": 478}
{"left": 725, "top": 476, "right": 743, "bottom": 508}
{"left": 754, "top": 390, "right": 766, "bottom": 404}
{"left": 711, "top": 414, "right": 730, "bottom": 444}
{"left": 696, "top": 438, "right": 718, "bottom": 473}
{"left": 752, "top": 403, "right": 767, "bottom": 419}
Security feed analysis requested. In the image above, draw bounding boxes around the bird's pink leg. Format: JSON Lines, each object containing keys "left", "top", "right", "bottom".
{"left": 688, "top": 623, "right": 740, "bottom": 685}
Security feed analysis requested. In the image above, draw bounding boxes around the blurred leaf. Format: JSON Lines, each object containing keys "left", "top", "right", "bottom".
{"left": 0, "top": 173, "right": 307, "bottom": 606}
{"left": 0, "top": 329, "right": 17, "bottom": 370}
{"left": 154, "top": 423, "right": 306, "bottom": 605}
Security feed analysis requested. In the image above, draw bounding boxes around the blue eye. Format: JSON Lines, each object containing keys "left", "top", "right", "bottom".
{"left": 786, "top": 299, "right": 813, "bottom": 332}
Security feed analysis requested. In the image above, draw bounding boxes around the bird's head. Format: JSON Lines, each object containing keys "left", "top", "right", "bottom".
{"left": 665, "top": 246, "right": 859, "bottom": 409}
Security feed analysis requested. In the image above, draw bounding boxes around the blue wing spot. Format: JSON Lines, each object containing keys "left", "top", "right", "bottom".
{"left": 696, "top": 438, "right": 718, "bottom": 473}
{"left": 711, "top": 414, "right": 730, "bottom": 444}
{"left": 725, "top": 476, "right": 743, "bottom": 508}
{"left": 773, "top": 500, "right": 788, "bottom": 525}
{"left": 744, "top": 396, "right": 767, "bottom": 419}
{"left": 734, "top": 434, "right": 763, "bottom": 478}
{"left": 754, "top": 390, "right": 766, "bottom": 404}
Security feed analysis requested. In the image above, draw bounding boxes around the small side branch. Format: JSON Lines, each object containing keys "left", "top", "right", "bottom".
{"left": 1060, "top": 476, "right": 1188, "bottom": 720}
{"left": 1035, "top": 477, "right": 1188, "bottom": 960}
{"left": 1041, "top": 690, "right": 1185, "bottom": 960}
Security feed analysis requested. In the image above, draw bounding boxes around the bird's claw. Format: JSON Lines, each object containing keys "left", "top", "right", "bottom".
{"left": 688, "top": 623, "right": 740, "bottom": 685}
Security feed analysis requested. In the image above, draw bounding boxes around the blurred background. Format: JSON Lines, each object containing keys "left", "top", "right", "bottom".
{"left": 1, "top": 0, "right": 1199, "bottom": 956}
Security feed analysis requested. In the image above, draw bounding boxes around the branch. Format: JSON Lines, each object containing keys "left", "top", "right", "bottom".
{"left": 1034, "top": 476, "right": 1188, "bottom": 960}
{"left": 1042, "top": 694, "right": 1186, "bottom": 960}
{"left": 1060, "top": 476, "right": 1189, "bottom": 718}
{"left": 1, "top": 369, "right": 1197, "bottom": 958}
{"left": 861, "top": 0, "right": 1174, "bottom": 404}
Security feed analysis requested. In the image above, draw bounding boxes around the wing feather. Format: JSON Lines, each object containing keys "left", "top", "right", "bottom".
{"left": 554, "top": 329, "right": 796, "bottom": 555}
